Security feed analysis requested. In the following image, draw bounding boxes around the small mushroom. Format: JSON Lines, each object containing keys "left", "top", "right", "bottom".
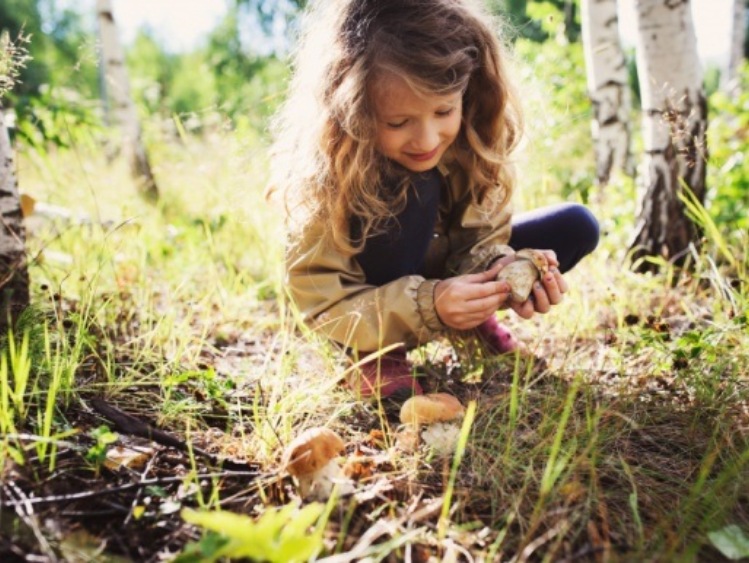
{"left": 496, "top": 248, "right": 550, "bottom": 303}
{"left": 281, "top": 427, "right": 353, "bottom": 499}
{"left": 400, "top": 393, "right": 465, "bottom": 425}
{"left": 397, "top": 393, "right": 466, "bottom": 454}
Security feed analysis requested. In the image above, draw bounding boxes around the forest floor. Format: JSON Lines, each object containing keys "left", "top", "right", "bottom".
{"left": 1, "top": 135, "right": 748, "bottom": 562}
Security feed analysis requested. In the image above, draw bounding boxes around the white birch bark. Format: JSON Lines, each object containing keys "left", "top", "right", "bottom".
{"left": 581, "top": 0, "right": 633, "bottom": 185}
{"left": 723, "top": 0, "right": 746, "bottom": 93}
{"left": 629, "top": 0, "right": 707, "bottom": 272}
{"left": 96, "top": 0, "right": 158, "bottom": 200}
{"left": 0, "top": 106, "right": 29, "bottom": 329}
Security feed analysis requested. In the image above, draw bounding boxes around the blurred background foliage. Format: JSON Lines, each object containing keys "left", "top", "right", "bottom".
{"left": 0, "top": 0, "right": 747, "bottom": 228}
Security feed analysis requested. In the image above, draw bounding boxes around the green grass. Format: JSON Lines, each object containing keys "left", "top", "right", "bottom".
{"left": 1, "top": 116, "right": 748, "bottom": 561}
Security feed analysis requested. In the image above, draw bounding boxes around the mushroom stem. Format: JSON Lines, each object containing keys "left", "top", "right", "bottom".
{"left": 420, "top": 422, "right": 462, "bottom": 455}
{"left": 297, "top": 459, "right": 354, "bottom": 500}
{"left": 397, "top": 394, "right": 466, "bottom": 454}
{"left": 281, "top": 427, "right": 350, "bottom": 500}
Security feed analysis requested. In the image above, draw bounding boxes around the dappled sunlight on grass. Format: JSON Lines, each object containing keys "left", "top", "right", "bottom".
{"left": 3, "top": 114, "right": 748, "bottom": 560}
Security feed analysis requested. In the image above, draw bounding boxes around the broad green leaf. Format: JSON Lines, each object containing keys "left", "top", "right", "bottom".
{"left": 181, "top": 508, "right": 254, "bottom": 539}
{"left": 276, "top": 536, "right": 322, "bottom": 563}
{"left": 279, "top": 502, "right": 324, "bottom": 542}
{"left": 180, "top": 502, "right": 327, "bottom": 563}
{"left": 174, "top": 533, "right": 230, "bottom": 563}
{"left": 708, "top": 525, "right": 749, "bottom": 560}
{"left": 253, "top": 502, "right": 296, "bottom": 539}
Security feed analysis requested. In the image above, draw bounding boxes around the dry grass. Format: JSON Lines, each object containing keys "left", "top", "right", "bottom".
{"left": 2, "top": 127, "right": 748, "bottom": 561}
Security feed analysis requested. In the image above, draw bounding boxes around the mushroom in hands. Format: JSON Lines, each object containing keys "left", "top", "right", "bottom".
{"left": 397, "top": 393, "right": 466, "bottom": 455}
{"left": 281, "top": 427, "right": 353, "bottom": 500}
{"left": 496, "top": 248, "right": 550, "bottom": 303}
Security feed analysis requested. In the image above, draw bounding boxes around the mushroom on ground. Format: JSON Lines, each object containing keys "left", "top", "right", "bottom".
{"left": 496, "top": 248, "right": 550, "bottom": 303}
{"left": 397, "top": 393, "right": 466, "bottom": 454}
{"left": 281, "top": 427, "right": 353, "bottom": 500}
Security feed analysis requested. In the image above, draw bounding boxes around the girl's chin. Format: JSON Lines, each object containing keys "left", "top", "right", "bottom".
{"left": 402, "top": 162, "right": 436, "bottom": 172}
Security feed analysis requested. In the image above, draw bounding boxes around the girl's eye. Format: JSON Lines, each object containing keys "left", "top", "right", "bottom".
{"left": 436, "top": 108, "right": 454, "bottom": 117}
{"left": 386, "top": 120, "right": 407, "bottom": 129}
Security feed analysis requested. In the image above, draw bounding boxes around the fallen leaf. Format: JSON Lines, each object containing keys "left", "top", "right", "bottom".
{"left": 103, "top": 446, "right": 154, "bottom": 471}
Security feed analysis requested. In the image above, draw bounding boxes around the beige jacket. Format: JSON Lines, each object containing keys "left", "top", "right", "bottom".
{"left": 285, "top": 164, "right": 513, "bottom": 353}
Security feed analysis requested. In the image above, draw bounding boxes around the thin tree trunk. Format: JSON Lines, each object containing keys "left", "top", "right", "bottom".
{"left": 581, "top": 0, "right": 633, "bottom": 186}
{"left": 96, "top": 0, "right": 158, "bottom": 201}
{"left": 629, "top": 0, "right": 707, "bottom": 273}
{"left": 724, "top": 0, "right": 746, "bottom": 93}
{"left": 0, "top": 106, "right": 29, "bottom": 332}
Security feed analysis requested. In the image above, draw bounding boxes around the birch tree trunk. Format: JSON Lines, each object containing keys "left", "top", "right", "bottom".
{"left": 581, "top": 0, "right": 633, "bottom": 186}
{"left": 628, "top": 0, "right": 707, "bottom": 273}
{"left": 723, "top": 0, "right": 746, "bottom": 93}
{"left": 0, "top": 106, "right": 29, "bottom": 331}
{"left": 96, "top": 0, "right": 158, "bottom": 201}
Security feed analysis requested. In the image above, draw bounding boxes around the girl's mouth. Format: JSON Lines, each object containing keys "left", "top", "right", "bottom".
{"left": 406, "top": 146, "right": 439, "bottom": 162}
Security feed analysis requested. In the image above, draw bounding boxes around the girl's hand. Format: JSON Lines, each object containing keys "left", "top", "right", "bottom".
{"left": 509, "top": 250, "right": 568, "bottom": 319}
{"left": 434, "top": 262, "right": 511, "bottom": 330}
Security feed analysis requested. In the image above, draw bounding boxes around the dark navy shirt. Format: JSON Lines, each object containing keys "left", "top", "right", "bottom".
{"left": 351, "top": 168, "right": 443, "bottom": 286}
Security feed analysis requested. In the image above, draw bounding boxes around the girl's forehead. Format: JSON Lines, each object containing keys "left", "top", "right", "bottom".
{"left": 370, "top": 73, "right": 461, "bottom": 114}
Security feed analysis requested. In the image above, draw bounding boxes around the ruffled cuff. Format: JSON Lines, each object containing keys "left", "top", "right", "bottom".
{"left": 416, "top": 279, "right": 446, "bottom": 332}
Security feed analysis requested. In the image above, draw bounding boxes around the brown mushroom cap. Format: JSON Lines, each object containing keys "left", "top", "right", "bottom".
{"left": 281, "top": 427, "right": 345, "bottom": 477}
{"left": 515, "top": 248, "right": 550, "bottom": 275}
{"left": 400, "top": 393, "right": 466, "bottom": 425}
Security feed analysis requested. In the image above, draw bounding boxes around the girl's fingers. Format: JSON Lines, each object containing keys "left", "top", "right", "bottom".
{"left": 510, "top": 299, "right": 535, "bottom": 319}
{"left": 468, "top": 266, "right": 501, "bottom": 282}
{"left": 532, "top": 281, "right": 551, "bottom": 313}
{"left": 542, "top": 250, "right": 559, "bottom": 268}
{"left": 484, "top": 261, "right": 504, "bottom": 278}
{"left": 552, "top": 267, "right": 568, "bottom": 293}
{"left": 543, "top": 271, "right": 567, "bottom": 305}
{"left": 457, "top": 280, "right": 510, "bottom": 301}
{"left": 457, "top": 293, "right": 509, "bottom": 317}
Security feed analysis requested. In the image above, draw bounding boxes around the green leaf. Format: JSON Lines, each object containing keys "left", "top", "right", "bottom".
{"left": 279, "top": 502, "right": 324, "bottom": 542}
{"left": 180, "top": 502, "right": 327, "bottom": 563}
{"left": 174, "top": 533, "right": 230, "bottom": 563}
{"left": 708, "top": 525, "right": 749, "bottom": 560}
{"left": 276, "top": 536, "right": 321, "bottom": 563}
{"left": 181, "top": 507, "right": 255, "bottom": 539}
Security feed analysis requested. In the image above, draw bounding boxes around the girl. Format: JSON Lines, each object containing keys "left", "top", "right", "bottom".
{"left": 270, "top": 0, "right": 599, "bottom": 403}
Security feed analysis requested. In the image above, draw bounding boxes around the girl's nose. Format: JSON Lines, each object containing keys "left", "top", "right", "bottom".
{"left": 413, "top": 122, "right": 440, "bottom": 151}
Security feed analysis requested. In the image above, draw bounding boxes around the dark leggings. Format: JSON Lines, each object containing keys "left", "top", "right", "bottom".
{"left": 509, "top": 203, "right": 599, "bottom": 273}
{"left": 355, "top": 200, "right": 599, "bottom": 284}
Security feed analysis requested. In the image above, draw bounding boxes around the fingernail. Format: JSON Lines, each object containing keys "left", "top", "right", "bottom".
{"left": 534, "top": 282, "right": 542, "bottom": 290}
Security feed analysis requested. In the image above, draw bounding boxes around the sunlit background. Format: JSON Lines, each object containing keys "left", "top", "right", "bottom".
{"left": 51, "top": 0, "right": 732, "bottom": 65}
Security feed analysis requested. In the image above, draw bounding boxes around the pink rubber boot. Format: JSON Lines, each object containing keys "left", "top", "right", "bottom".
{"left": 475, "top": 315, "right": 519, "bottom": 355}
{"left": 347, "top": 348, "right": 424, "bottom": 401}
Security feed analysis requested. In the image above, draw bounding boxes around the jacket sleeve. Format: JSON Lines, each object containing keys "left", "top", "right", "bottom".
{"left": 285, "top": 220, "right": 446, "bottom": 353}
{"left": 443, "top": 169, "right": 514, "bottom": 276}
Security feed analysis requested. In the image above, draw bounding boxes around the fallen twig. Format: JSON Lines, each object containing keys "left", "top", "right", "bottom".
{"left": 89, "top": 397, "right": 257, "bottom": 472}
{"left": 0, "top": 471, "right": 260, "bottom": 508}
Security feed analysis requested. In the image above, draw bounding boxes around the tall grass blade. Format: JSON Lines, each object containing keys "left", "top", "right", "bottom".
{"left": 539, "top": 378, "right": 580, "bottom": 497}
{"left": 438, "top": 400, "right": 477, "bottom": 539}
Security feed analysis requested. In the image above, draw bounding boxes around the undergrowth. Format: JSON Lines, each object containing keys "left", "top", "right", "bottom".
{"left": 0, "top": 109, "right": 747, "bottom": 561}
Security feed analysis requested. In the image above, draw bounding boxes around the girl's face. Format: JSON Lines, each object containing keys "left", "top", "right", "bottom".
{"left": 370, "top": 72, "right": 462, "bottom": 173}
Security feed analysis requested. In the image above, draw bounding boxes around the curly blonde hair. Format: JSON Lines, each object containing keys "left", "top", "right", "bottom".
{"left": 270, "top": 0, "right": 522, "bottom": 254}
